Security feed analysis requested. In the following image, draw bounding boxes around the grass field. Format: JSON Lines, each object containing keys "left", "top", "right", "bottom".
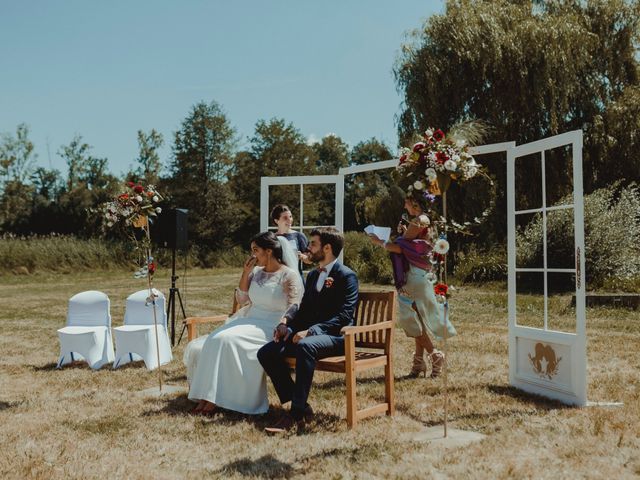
{"left": 0, "top": 268, "right": 638, "bottom": 479}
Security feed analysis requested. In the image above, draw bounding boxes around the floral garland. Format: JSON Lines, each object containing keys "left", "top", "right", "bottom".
{"left": 396, "top": 127, "right": 480, "bottom": 197}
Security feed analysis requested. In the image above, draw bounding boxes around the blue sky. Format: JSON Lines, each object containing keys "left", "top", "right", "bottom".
{"left": 0, "top": 1, "right": 445, "bottom": 176}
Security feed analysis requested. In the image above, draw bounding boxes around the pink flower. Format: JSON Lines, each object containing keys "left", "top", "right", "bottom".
{"left": 324, "top": 277, "right": 334, "bottom": 288}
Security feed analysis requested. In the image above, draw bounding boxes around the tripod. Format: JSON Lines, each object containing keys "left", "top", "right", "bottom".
{"left": 166, "top": 247, "right": 187, "bottom": 346}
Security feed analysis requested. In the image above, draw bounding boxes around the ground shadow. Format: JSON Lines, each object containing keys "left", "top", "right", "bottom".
{"left": 142, "top": 394, "right": 343, "bottom": 433}
{"left": 487, "top": 384, "right": 570, "bottom": 409}
{"left": 217, "top": 454, "right": 295, "bottom": 478}
{"left": 0, "top": 400, "right": 21, "bottom": 411}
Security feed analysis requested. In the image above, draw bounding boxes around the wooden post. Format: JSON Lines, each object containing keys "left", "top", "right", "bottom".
{"left": 442, "top": 191, "right": 448, "bottom": 438}
{"left": 345, "top": 333, "right": 357, "bottom": 428}
{"left": 145, "top": 226, "right": 163, "bottom": 393}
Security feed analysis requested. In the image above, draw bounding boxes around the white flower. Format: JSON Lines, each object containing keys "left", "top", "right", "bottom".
{"left": 468, "top": 166, "right": 478, "bottom": 177}
{"left": 152, "top": 195, "right": 159, "bottom": 202}
{"left": 455, "top": 139, "right": 466, "bottom": 148}
{"left": 155, "top": 207, "right": 162, "bottom": 214}
{"left": 451, "top": 154, "right": 460, "bottom": 162}
{"left": 444, "top": 159, "right": 457, "bottom": 171}
{"left": 425, "top": 128, "right": 434, "bottom": 138}
{"left": 434, "top": 238, "right": 450, "bottom": 255}
{"left": 425, "top": 168, "right": 437, "bottom": 181}
{"left": 428, "top": 151, "right": 437, "bottom": 162}
{"left": 417, "top": 214, "right": 430, "bottom": 226}
{"left": 413, "top": 180, "right": 424, "bottom": 190}
{"left": 135, "top": 195, "right": 143, "bottom": 202}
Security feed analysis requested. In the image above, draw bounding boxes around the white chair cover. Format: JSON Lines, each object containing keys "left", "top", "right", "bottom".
{"left": 57, "top": 291, "right": 115, "bottom": 369}
{"left": 113, "top": 289, "right": 172, "bottom": 370}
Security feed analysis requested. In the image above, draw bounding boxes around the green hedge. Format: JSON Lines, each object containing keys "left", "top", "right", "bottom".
{"left": 343, "top": 231, "right": 394, "bottom": 285}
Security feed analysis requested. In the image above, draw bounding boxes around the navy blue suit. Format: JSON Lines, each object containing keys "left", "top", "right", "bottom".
{"left": 257, "top": 261, "right": 359, "bottom": 420}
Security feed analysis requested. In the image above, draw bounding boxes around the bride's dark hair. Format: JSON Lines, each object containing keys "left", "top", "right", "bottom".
{"left": 251, "top": 231, "right": 284, "bottom": 263}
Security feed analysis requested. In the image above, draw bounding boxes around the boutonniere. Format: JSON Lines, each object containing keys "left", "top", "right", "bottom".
{"left": 324, "top": 277, "right": 334, "bottom": 288}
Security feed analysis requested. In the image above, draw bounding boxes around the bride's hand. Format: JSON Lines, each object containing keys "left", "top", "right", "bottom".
{"left": 243, "top": 255, "right": 257, "bottom": 274}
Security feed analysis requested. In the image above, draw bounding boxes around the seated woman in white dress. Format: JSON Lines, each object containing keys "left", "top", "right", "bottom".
{"left": 184, "top": 231, "right": 303, "bottom": 416}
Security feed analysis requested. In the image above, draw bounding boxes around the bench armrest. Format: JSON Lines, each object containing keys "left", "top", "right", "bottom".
{"left": 184, "top": 315, "right": 229, "bottom": 342}
{"left": 341, "top": 321, "right": 393, "bottom": 336}
{"left": 184, "top": 315, "right": 229, "bottom": 325}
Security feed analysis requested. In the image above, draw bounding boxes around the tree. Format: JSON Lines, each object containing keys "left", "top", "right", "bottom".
{"left": 131, "top": 129, "right": 164, "bottom": 185}
{"left": 229, "top": 118, "right": 316, "bottom": 241}
{"left": 168, "top": 101, "right": 238, "bottom": 248}
{"left": 0, "top": 123, "right": 36, "bottom": 185}
{"left": 56, "top": 136, "right": 119, "bottom": 236}
{"left": 309, "top": 134, "right": 350, "bottom": 227}
{"left": 394, "top": 0, "right": 640, "bottom": 245}
{"left": 345, "top": 138, "right": 394, "bottom": 231}
{"left": 0, "top": 124, "right": 37, "bottom": 232}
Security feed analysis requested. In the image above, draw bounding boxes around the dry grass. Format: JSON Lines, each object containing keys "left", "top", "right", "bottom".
{"left": 0, "top": 270, "right": 638, "bottom": 479}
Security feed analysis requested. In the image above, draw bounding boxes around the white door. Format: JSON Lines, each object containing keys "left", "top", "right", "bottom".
{"left": 507, "top": 130, "right": 587, "bottom": 406}
{"left": 260, "top": 174, "right": 344, "bottom": 234}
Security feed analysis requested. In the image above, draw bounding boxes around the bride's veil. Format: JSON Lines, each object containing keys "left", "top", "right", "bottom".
{"left": 277, "top": 236, "right": 299, "bottom": 271}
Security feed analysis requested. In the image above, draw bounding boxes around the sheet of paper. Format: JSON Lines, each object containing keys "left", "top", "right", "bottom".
{"left": 364, "top": 225, "right": 391, "bottom": 242}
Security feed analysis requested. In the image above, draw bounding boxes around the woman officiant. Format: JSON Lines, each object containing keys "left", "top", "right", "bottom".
{"left": 368, "top": 194, "right": 454, "bottom": 378}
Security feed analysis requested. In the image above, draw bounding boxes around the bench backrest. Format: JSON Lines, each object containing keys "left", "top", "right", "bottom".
{"left": 227, "top": 290, "right": 396, "bottom": 349}
{"left": 352, "top": 291, "right": 396, "bottom": 349}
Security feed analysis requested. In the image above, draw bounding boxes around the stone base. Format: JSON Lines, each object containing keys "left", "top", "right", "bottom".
{"left": 137, "top": 384, "right": 186, "bottom": 397}
{"left": 586, "top": 401, "right": 624, "bottom": 408}
{"left": 405, "top": 426, "right": 486, "bottom": 448}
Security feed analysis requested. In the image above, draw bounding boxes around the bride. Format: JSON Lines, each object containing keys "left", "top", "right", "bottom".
{"left": 184, "top": 231, "right": 303, "bottom": 415}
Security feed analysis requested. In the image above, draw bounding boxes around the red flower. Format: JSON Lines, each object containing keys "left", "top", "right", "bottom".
{"left": 399, "top": 154, "right": 407, "bottom": 164}
{"left": 412, "top": 142, "right": 426, "bottom": 153}
{"left": 434, "top": 283, "right": 448, "bottom": 296}
{"left": 118, "top": 193, "right": 129, "bottom": 200}
{"left": 324, "top": 277, "right": 334, "bottom": 288}
{"left": 433, "top": 129, "right": 445, "bottom": 141}
{"left": 134, "top": 185, "right": 144, "bottom": 194}
{"left": 432, "top": 253, "right": 445, "bottom": 263}
{"left": 126, "top": 181, "right": 135, "bottom": 187}
{"left": 148, "top": 262, "right": 156, "bottom": 274}
{"left": 435, "top": 151, "right": 448, "bottom": 164}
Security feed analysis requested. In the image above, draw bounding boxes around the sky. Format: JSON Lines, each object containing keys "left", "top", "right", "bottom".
{"left": 0, "top": 1, "right": 445, "bottom": 177}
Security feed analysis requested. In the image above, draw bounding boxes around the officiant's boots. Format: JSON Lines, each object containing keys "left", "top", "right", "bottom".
{"left": 408, "top": 339, "right": 427, "bottom": 377}
{"left": 429, "top": 350, "right": 445, "bottom": 379}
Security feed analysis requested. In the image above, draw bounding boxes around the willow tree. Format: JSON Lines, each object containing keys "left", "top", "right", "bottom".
{"left": 395, "top": 0, "right": 640, "bottom": 243}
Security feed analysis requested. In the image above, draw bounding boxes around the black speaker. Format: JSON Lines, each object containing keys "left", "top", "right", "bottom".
{"left": 153, "top": 208, "right": 188, "bottom": 250}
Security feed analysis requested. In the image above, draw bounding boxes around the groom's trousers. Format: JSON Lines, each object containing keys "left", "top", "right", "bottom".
{"left": 258, "top": 334, "right": 344, "bottom": 420}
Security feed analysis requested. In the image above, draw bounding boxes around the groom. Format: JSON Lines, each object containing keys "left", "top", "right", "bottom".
{"left": 258, "top": 227, "right": 359, "bottom": 433}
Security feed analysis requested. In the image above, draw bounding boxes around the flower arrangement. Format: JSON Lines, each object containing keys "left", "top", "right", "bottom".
{"left": 102, "top": 182, "right": 164, "bottom": 279}
{"left": 103, "top": 182, "right": 163, "bottom": 228}
{"left": 396, "top": 127, "right": 480, "bottom": 198}
{"left": 324, "top": 277, "right": 334, "bottom": 289}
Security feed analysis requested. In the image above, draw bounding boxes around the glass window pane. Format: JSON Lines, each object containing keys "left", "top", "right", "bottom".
{"left": 515, "top": 153, "right": 542, "bottom": 211}
{"left": 515, "top": 272, "right": 545, "bottom": 329}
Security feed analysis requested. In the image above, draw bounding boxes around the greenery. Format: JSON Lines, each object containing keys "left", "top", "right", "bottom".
{"left": 454, "top": 244, "right": 508, "bottom": 283}
{"left": 516, "top": 182, "right": 640, "bottom": 289}
{"left": 343, "top": 232, "right": 394, "bottom": 285}
{"left": 394, "top": 0, "right": 640, "bottom": 247}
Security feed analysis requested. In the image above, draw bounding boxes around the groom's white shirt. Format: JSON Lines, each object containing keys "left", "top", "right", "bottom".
{"left": 315, "top": 259, "right": 337, "bottom": 292}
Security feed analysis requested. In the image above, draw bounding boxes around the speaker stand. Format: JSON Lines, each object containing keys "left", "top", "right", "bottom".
{"left": 167, "top": 247, "right": 186, "bottom": 346}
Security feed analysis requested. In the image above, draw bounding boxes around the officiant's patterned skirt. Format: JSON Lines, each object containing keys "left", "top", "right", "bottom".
{"left": 397, "top": 265, "right": 456, "bottom": 340}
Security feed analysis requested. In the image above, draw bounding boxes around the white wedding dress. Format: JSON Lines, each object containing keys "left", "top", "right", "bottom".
{"left": 184, "top": 265, "right": 303, "bottom": 414}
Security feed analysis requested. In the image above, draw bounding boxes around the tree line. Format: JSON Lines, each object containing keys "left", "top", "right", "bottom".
{"left": 0, "top": 104, "right": 394, "bottom": 252}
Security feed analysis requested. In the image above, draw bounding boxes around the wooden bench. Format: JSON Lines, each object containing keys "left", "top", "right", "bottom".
{"left": 183, "top": 290, "right": 397, "bottom": 429}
